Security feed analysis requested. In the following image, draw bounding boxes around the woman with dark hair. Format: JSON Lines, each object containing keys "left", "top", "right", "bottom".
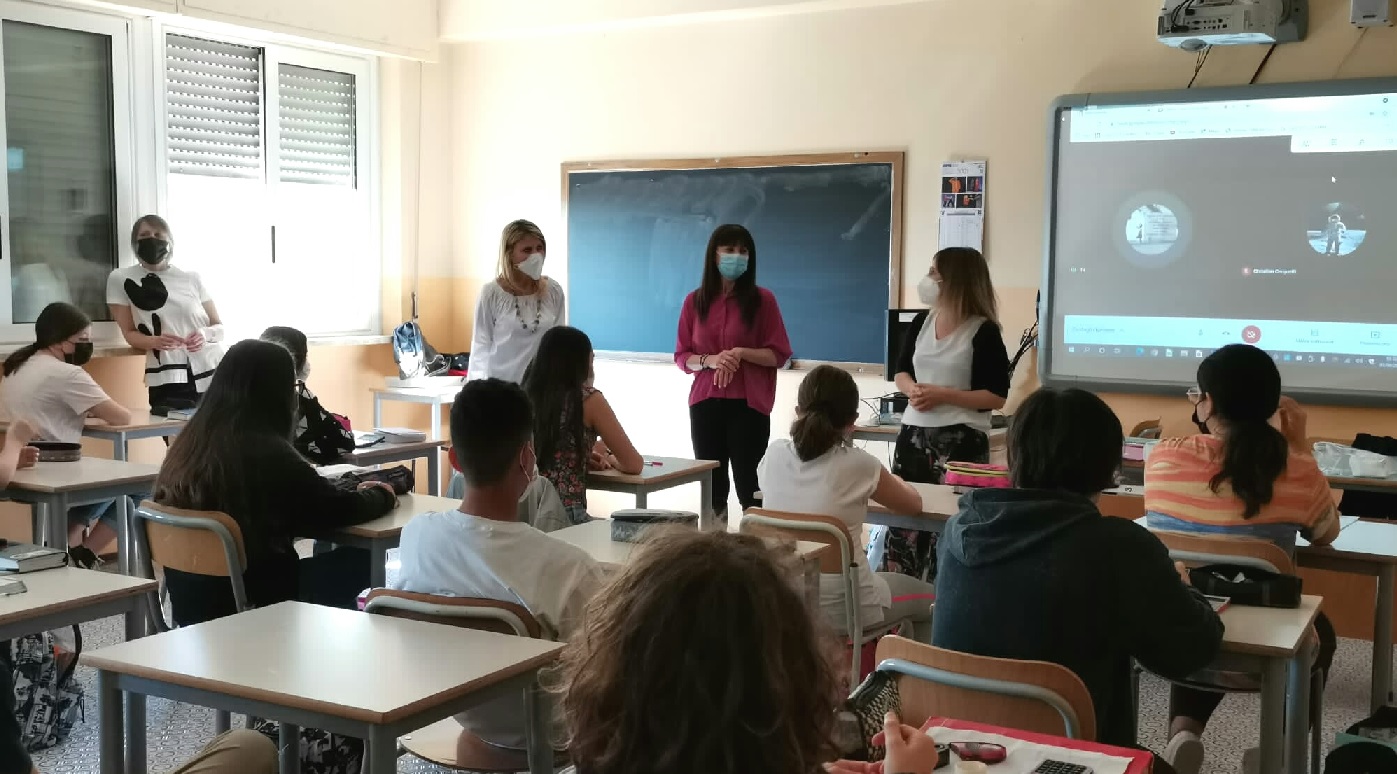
{"left": 674, "top": 224, "right": 792, "bottom": 520}
{"left": 153, "top": 339, "right": 398, "bottom": 626}
{"left": 522, "top": 326, "right": 642, "bottom": 524}
{"left": 0, "top": 302, "right": 133, "bottom": 565}
{"left": 875, "top": 247, "right": 1010, "bottom": 581}
{"left": 758, "top": 365, "right": 934, "bottom": 641}
{"left": 260, "top": 325, "right": 354, "bottom": 464}
{"left": 107, "top": 214, "right": 226, "bottom": 410}
{"left": 556, "top": 528, "right": 941, "bottom": 774}
{"left": 1145, "top": 344, "right": 1339, "bottom": 774}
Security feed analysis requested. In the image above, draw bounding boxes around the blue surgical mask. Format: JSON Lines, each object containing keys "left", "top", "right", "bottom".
{"left": 717, "top": 253, "right": 749, "bottom": 280}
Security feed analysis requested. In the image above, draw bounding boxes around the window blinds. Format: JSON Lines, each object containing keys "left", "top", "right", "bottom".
{"left": 277, "top": 64, "right": 356, "bottom": 187}
{"left": 165, "top": 34, "right": 263, "bottom": 179}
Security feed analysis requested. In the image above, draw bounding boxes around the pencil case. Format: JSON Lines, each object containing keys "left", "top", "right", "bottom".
{"left": 942, "top": 461, "right": 1010, "bottom": 489}
{"left": 610, "top": 510, "right": 699, "bottom": 543}
{"left": 30, "top": 442, "right": 82, "bottom": 463}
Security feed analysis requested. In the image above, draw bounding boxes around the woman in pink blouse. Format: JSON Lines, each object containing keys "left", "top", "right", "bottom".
{"left": 674, "top": 224, "right": 792, "bottom": 521}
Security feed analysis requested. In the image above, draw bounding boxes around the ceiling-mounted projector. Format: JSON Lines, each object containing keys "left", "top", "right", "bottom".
{"left": 1158, "top": 0, "right": 1308, "bottom": 51}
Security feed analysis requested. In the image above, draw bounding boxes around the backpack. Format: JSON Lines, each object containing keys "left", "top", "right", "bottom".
{"left": 391, "top": 320, "right": 447, "bottom": 380}
{"left": 9, "top": 626, "right": 84, "bottom": 752}
{"left": 251, "top": 718, "right": 362, "bottom": 774}
{"left": 294, "top": 384, "right": 355, "bottom": 465}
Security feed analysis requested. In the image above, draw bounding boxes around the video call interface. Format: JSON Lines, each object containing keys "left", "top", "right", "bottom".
{"left": 1046, "top": 89, "right": 1397, "bottom": 397}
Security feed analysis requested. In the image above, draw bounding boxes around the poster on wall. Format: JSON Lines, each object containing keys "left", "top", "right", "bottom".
{"left": 940, "top": 160, "right": 986, "bottom": 251}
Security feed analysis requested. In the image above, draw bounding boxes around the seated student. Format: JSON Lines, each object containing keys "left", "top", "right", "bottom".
{"left": 1145, "top": 344, "right": 1339, "bottom": 774}
{"left": 932, "top": 387, "right": 1223, "bottom": 751}
{"left": 757, "top": 364, "right": 935, "bottom": 642}
{"left": 153, "top": 340, "right": 397, "bottom": 626}
{"left": 392, "top": 377, "right": 609, "bottom": 751}
{"left": 0, "top": 302, "right": 134, "bottom": 567}
{"left": 259, "top": 326, "right": 354, "bottom": 464}
{"left": 522, "top": 326, "right": 643, "bottom": 524}
{"left": 557, "top": 528, "right": 943, "bottom": 774}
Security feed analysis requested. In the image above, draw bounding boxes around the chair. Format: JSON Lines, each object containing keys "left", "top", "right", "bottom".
{"left": 873, "top": 635, "right": 1097, "bottom": 740}
{"left": 1150, "top": 531, "right": 1324, "bottom": 774}
{"left": 740, "top": 508, "right": 913, "bottom": 687}
{"left": 1130, "top": 419, "right": 1162, "bottom": 439}
{"left": 363, "top": 590, "right": 563, "bottom": 773}
{"left": 133, "top": 500, "right": 250, "bottom": 734}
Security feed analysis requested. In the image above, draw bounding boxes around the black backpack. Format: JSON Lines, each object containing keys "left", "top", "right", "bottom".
{"left": 294, "top": 385, "right": 355, "bottom": 465}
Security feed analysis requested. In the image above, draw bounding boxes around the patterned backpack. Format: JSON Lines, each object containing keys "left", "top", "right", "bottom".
{"left": 9, "top": 625, "right": 84, "bottom": 751}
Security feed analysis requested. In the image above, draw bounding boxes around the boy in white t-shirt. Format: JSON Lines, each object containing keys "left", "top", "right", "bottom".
{"left": 392, "top": 378, "right": 608, "bottom": 751}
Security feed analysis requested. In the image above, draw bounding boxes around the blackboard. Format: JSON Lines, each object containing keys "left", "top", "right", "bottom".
{"left": 563, "top": 153, "right": 904, "bottom": 365}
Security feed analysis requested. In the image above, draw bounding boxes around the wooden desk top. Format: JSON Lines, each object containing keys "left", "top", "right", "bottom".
{"left": 0, "top": 567, "right": 156, "bottom": 630}
{"left": 84, "top": 601, "right": 563, "bottom": 725}
{"left": 552, "top": 520, "right": 828, "bottom": 567}
{"left": 337, "top": 494, "right": 462, "bottom": 539}
{"left": 342, "top": 439, "right": 448, "bottom": 462}
{"left": 0, "top": 413, "right": 181, "bottom": 435}
{"left": 4, "top": 458, "right": 160, "bottom": 493}
{"left": 867, "top": 482, "right": 963, "bottom": 522}
{"left": 1218, "top": 595, "right": 1321, "bottom": 658}
{"left": 588, "top": 457, "right": 719, "bottom": 487}
{"left": 1325, "top": 473, "right": 1397, "bottom": 491}
{"left": 1299, "top": 519, "right": 1397, "bottom": 564}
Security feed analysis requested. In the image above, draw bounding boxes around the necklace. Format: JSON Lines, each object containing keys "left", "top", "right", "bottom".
{"left": 513, "top": 292, "right": 543, "bottom": 332}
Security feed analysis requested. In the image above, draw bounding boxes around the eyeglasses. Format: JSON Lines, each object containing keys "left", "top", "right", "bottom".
{"left": 1185, "top": 386, "right": 1202, "bottom": 403}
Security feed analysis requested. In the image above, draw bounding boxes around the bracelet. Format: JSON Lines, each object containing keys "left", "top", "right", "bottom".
{"left": 699, "top": 355, "right": 709, "bottom": 370}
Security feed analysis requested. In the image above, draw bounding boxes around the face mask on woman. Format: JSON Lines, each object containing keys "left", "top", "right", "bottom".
{"left": 517, "top": 252, "right": 545, "bottom": 281}
{"left": 717, "top": 253, "right": 749, "bottom": 280}
{"left": 136, "top": 237, "right": 169, "bottom": 265}
{"left": 917, "top": 276, "right": 941, "bottom": 307}
{"left": 65, "top": 342, "right": 94, "bottom": 367}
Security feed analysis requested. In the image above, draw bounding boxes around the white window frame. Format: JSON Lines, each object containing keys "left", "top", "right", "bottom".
{"left": 0, "top": 0, "right": 138, "bottom": 343}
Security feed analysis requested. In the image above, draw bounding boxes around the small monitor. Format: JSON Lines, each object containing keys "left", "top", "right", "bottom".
{"left": 886, "top": 309, "right": 923, "bottom": 381}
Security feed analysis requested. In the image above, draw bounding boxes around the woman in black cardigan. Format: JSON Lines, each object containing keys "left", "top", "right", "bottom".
{"left": 154, "top": 339, "right": 396, "bottom": 625}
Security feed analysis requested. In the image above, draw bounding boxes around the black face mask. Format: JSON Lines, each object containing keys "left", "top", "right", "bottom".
{"left": 65, "top": 342, "right": 94, "bottom": 367}
{"left": 1191, "top": 403, "right": 1211, "bottom": 435}
{"left": 136, "top": 237, "right": 170, "bottom": 265}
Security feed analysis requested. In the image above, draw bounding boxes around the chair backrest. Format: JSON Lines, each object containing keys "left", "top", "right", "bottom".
{"left": 1130, "top": 419, "right": 1162, "bottom": 439}
{"left": 136, "top": 500, "right": 247, "bottom": 577}
{"left": 363, "top": 589, "right": 544, "bottom": 639}
{"left": 740, "top": 508, "right": 852, "bottom": 574}
{"left": 875, "top": 635, "right": 1098, "bottom": 741}
{"left": 1152, "top": 530, "right": 1294, "bottom": 574}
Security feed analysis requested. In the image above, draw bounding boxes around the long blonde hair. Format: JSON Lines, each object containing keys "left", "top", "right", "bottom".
{"left": 496, "top": 219, "right": 547, "bottom": 293}
{"left": 935, "top": 247, "right": 998, "bottom": 324}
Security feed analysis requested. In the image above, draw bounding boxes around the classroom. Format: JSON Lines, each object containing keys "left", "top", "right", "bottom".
{"left": 0, "top": 0, "right": 1396, "bottom": 773}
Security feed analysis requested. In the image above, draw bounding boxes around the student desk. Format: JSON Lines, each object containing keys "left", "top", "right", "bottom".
{"left": 921, "top": 717, "right": 1155, "bottom": 773}
{"left": 1, "top": 459, "right": 159, "bottom": 570}
{"left": 337, "top": 439, "right": 448, "bottom": 496}
{"left": 587, "top": 457, "right": 720, "bottom": 526}
{"left": 370, "top": 385, "right": 462, "bottom": 441}
{"left": 865, "top": 482, "right": 963, "bottom": 532}
{"left": 333, "top": 493, "right": 459, "bottom": 588}
{"left": 0, "top": 566, "right": 155, "bottom": 642}
{"left": 0, "top": 414, "right": 183, "bottom": 462}
{"left": 87, "top": 601, "right": 563, "bottom": 774}
{"left": 551, "top": 519, "right": 828, "bottom": 607}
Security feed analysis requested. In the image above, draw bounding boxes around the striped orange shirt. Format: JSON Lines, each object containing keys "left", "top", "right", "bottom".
{"left": 1143, "top": 435, "right": 1340, "bottom": 550}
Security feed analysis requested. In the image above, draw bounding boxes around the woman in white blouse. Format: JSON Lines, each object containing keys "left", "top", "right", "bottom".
{"left": 467, "top": 220, "right": 566, "bottom": 383}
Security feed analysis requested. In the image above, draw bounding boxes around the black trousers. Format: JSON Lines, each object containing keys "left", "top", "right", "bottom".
{"left": 689, "top": 398, "right": 770, "bottom": 515}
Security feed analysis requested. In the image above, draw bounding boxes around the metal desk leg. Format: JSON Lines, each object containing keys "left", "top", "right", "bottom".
{"left": 524, "top": 679, "right": 554, "bottom": 774}
{"left": 112, "top": 433, "right": 129, "bottom": 462}
{"left": 279, "top": 722, "right": 300, "bottom": 774}
{"left": 49, "top": 493, "right": 71, "bottom": 551}
{"left": 1375, "top": 565, "right": 1395, "bottom": 714}
{"left": 428, "top": 449, "right": 441, "bottom": 497}
{"left": 98, "top": 670, "right": 123, "bottom": 774}
{"left": 373, "top": 395, "right": 383, "bottom": 432}
{"left": 31, "top": 501, "right": 49, "bottom": 547}
{"left": 125, "top": 692, "right": 146, "bottom": 774}
{"left": 369, "top": 541, "right": 387, "bottom": 589}
{"left": 1286, "top": 638, "right": 1315, "bottom": 774}
{"left": 1259, "top": 656, "right": 1287, "bottom": 774}
{"left": 700, "top": 472, "right": 713, "bottom": 530}
{"left": 367, "top": 724, "right": 396, "bottom": 774}
{"left": 117, "top": 496, "right": 132, "bottom": 575}
{"left": 635, "top": 490, "right": 648, "bottom": 509}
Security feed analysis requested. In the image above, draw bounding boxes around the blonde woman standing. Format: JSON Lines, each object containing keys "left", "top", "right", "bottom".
{"left": 873, "top": 247, "right": 1010, "bottom": 580}
{"left": 466, "top": 220, "right": 566, "bottom": 383}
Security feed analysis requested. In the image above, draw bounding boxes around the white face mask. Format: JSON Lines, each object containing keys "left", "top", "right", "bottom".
{"left": 517, "top": 253, "right": 545, "bottom": 281}
{"left": 917, "top": 276, "right": 941, "bottom": 307}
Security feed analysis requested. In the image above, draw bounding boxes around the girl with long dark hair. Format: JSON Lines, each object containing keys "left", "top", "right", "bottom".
{"left": 522, "top": 326, "right": 642, "bottom": 524}
{"left": 153, "top": 339, "right": 397, "bottom": 625}
{"left": 1145, "top": 344, "right": 1339, "bottom": 774}
{"left": 673, "top": 224, "right": 792, "bottom": 520}
{"left": 0, "top": 302, "right": 133, "bottom": 565}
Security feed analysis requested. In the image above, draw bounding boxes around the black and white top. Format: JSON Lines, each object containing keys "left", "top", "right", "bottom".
{"left": 896, "top": 310, "right": 1010, "bottom": 432}
{"left": 106, "top": 265, "right": 223, "bottom": 392}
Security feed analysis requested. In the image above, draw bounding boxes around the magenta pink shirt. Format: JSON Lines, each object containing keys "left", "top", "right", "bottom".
{"left": 674, "top": 287, "right": 792, "bottom": 416}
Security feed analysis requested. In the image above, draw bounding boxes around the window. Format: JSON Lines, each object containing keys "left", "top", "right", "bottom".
{"left": 161, "top": 32, "right": 377, "bottom": 339}
{"left": 0, "top": 1, "right": 135, "bottom": 339}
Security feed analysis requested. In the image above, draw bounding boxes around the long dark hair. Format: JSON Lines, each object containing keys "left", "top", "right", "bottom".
{"left": 3, "top": 302, "right": 89, "bottom": 377}
{"left": 790, "top": 365, "right": 859, "bottom": 462}
{"left": 693, "top": 224, "right": 760, "bottom": 328}
{"left": 522, "top": 326, "right": 593, "bottom": 474}
{"left": 1197, "top": 344, "right": 1289, "bottom": 519}
{"left": 558, "top": 530, "right": 839, "bottom": 774}
{"left": 154, "top": 340, "right": 297, "bottom": 519}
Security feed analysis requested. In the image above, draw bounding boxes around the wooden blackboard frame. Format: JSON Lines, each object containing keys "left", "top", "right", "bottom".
{"left": 559, "top": 151, "right": 906, "bottom": 371}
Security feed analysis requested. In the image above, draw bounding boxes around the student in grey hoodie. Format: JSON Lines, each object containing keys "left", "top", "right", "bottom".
{"left": 932, "top": 387, "right": 1223, "bottom": 749}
